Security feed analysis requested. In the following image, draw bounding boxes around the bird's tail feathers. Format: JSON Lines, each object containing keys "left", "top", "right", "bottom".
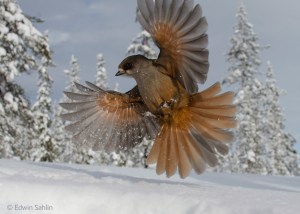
{"left": 147, "top": 82, "right": 236, "bottom": 178}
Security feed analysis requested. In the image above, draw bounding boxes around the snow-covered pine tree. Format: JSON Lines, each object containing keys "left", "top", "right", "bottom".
{"left": 95, "top": 53, "right": 108, "bottom": 89}
{"left": 30, "top": 58, "right": 57, "bottom": 162}
{"left": 262, "top": 62, "right": 299, "bottom": 175}
{"left": 223, "top": 3, "right": 261, "bottom": 87}
{"left": 64, "top": 55, "right": 80, "bottom": 92}
{"left": 51, "top": 103, "right": 68, "bottom": 162}
{"left": 221, "top": 3, "right": 267, "bottom": 174}
{"left": 126, "top": 30, "right": 157, "bottom": 59}
{"left": 52, "top": 55, "right": 81, "bottom": 163}
{"left": 127, "top": 9, "right": 157, "bottom": 59}
{"left": 0, "top": 0, "right": 51, "bottom": 159}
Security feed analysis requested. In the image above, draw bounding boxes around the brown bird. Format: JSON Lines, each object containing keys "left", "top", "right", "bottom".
{"left": 60, "top": 0, "right": 236, "bottom": 178}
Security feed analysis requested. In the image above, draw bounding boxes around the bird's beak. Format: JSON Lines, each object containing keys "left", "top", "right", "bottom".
{"left": 115, "top": 68, "right": 125, "bottom": 76}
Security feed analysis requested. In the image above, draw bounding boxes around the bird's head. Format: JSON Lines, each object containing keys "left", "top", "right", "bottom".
{"left": 116, "top": 55, "right": 149, "bottom": 77}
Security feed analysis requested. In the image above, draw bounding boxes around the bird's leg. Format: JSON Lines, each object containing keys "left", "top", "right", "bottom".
{"left": 155, "top": 97, "right": 179, "bottom": 123}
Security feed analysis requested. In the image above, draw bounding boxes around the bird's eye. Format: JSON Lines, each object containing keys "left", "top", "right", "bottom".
{"left": 124, "top": 62, "right": 133, "bottom": 70}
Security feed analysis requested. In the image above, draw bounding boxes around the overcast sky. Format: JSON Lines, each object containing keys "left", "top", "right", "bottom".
{"left": 18, "top": 0, "right": 300, "bottom": 147}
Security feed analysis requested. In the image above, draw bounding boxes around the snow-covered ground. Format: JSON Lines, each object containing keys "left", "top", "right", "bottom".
{"left": 0, "top": 159, "right": 299, "bottom": 214}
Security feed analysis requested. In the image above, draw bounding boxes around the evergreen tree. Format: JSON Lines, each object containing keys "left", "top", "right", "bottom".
{"left": 95, "top": 53, "right": 108, "bottom": 89}
{"left": 31, "top": 58, "right": 56, "bottom": 162}
{"left": 222, "top": 3, "right": 267, "bottom": 174}
{"left": 262, "top": 62, "right": 299, "bottom": 175}
{"left": 218, "top": 3, "right": 299, "bottom": 176}
{"left": 51, "top": 103, "right": 69, "bottom": 162}
{"left": 126, "top": 30, "right": 157, "bottom": 59}
{"left": 52, "top": 55, "right": 81, "bottom": 163}
{"left": 64, "top": 55, "right": 80, "bottom": 92}
{"left": 0, "top": 0, "right": 51, "bottom": 159}
{"left": 223, "top": 3, "right": 261, "bottom": 87}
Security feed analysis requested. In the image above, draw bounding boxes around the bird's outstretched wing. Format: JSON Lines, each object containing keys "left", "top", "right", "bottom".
{"left": 60, "top": 82, "right": 160, "bottom": 152}
{"left": 137, "top": 0, "right": 209, "bottom": 93}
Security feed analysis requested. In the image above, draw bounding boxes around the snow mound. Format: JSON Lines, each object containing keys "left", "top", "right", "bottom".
{"left": 0, "top": 159, "right": 299, "bottom": 214}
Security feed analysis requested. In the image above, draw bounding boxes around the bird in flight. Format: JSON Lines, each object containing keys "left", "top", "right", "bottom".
{"left": 61, "top": 0, "right": 236, "bottom": 178}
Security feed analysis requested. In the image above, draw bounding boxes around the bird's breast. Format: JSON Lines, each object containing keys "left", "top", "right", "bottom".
{"left": 135, "top": 71, "right": 188, "bottom": 115}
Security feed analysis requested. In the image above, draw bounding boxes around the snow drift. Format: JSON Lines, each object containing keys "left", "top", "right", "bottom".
{"left": 0, "top": 159, "right": 299, "bottom": 214}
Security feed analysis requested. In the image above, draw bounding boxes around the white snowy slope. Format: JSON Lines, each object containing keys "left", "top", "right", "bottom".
{"left": 0, "top": 159, "right": 300, "bottom": 214}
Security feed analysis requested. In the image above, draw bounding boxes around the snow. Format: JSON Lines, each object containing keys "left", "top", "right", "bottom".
{"left": 17, "top": 23, "right": 31, "bottom": 37}
{"left": 0, "top": 23, "right": 9, "bottom": 36}
{"left": 0, "top": 159, "right": 299, "bottom": 214}
{"left": 3, "top": 92, "right": 18, "bottom": 111}
{"left": 6, "top": 33, "right": 19, "bottom": 44}
{"left": 0, "top": 47, "right": 6, "bottom": 56}
{"left": 7, "top": 2, "right": 17, "bottom": 14}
